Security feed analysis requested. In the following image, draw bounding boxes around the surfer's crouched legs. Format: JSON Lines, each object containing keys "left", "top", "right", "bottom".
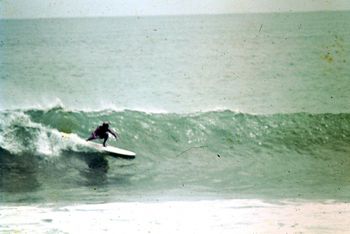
{"left": 102, "top": 133, "right": 109, "bottom": 147}
{"left": 86, "top": 132, "right": 97, "bottom": 141}
{"left": 86, "top": 132, "right": 108, "bottom": 147}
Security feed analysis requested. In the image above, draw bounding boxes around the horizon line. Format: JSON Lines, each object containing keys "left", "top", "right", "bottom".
{"left": 1, "top": 9, "right": 349, "bottom": 20}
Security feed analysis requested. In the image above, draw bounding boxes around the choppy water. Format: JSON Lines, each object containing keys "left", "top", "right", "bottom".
{"left": 1, "top": 11, "right": 350, "bottom": 205}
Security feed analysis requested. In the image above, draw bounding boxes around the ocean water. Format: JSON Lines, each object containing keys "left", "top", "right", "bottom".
{"left": 1, "top": 11, "right": 350, "bottom": 233}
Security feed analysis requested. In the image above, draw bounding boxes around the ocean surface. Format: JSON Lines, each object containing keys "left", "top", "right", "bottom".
{"left": 1, "top": 11, "right": 350, "bottom": 233}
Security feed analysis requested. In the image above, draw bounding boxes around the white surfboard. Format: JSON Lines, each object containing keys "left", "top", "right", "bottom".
{"left": 85, "top": 140, "right": 136, "bottom": 159}
{"left": 61, "top": 132, "right": 136, "bottom": 159}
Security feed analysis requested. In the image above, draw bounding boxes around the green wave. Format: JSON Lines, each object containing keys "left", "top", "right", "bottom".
{"left": 24, "top": 107, "right": 350, "bottom": 154}
{"left": 1, "top": 107, "right": 350, "bottom": 202}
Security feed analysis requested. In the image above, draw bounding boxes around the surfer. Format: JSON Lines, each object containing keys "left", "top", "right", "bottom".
{"left": 86, "top": 122, "right": 119, "bottom": 147}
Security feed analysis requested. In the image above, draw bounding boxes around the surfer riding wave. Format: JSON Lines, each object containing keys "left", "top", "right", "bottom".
{"left": 87, "top": 122, "right": 119, "bottom": 147}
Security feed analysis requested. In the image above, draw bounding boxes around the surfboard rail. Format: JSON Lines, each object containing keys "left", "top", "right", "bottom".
{"left": 61, "top": 132, "right": 136, "bottom": 159}
{"left": 86, "top": 140, "right": 136, "bottom": 159}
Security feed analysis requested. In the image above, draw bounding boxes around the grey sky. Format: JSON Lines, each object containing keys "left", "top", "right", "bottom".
{"left": 1, "top": 0, "right": 350, "bottom": 19}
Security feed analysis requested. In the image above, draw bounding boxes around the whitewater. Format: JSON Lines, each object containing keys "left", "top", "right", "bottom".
{"left": 1, "top": 11, "right": 350, "bottom": 233}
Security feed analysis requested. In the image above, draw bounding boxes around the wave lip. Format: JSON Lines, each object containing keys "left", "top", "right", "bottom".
{"left": 0, "top": 97, "right": 261, "bottom": 115}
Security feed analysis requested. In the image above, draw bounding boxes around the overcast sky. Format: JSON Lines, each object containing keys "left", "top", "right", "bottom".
{"left": 1, "top": 0, "right": 350, "bottom": 19}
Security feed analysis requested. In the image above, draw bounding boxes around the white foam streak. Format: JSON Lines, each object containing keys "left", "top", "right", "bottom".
{"left": 1, "top": 199, "right": 349, "bottom": 234}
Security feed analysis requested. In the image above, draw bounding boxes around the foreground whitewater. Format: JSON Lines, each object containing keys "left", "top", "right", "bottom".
{"left": 2, "top": 199, "right": 350, "bottom": 233}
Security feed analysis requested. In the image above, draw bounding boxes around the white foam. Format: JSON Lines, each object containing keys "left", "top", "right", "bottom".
{"left": 35, "top": 129, "right": 79, "bottom": 157}
{"left": 0, "top": 111, "right": 87, "bottom": 156}
{"left": 0, "top": 111, "right": 34, "bottom": 154}
{"left": 35, "top": 131, "right": 52, "bottom": 155}
{"left": 1, "top": 199, "right": 349, "bottom": 234}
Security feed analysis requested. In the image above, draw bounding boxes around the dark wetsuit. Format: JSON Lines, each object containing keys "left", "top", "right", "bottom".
{"left": 87, "top": 124, "right": 117, "bottom": 146}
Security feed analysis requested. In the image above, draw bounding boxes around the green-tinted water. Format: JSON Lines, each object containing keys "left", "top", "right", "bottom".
{"left": 1, "top": 12, "right": 350, "bottom": 203}
{"left": 1, "top": 12, "right": 349, "bottom": 113}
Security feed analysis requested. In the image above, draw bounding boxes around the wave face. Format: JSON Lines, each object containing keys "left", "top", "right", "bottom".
{"left": 1, "top": 107, "right": 350, "bottom": 203}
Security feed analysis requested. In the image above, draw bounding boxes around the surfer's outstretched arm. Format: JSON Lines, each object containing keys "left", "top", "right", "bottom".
{"left": 108, "top": 129, "right": 119, "bottom": 139}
